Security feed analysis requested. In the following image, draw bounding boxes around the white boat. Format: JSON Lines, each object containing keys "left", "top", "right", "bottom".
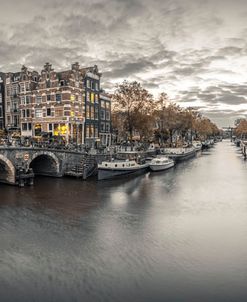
{"left": 192, "top": 141, "right": 202, "bottom": 152}
{"left": 98, "top": 159, "right": 149, "bottom": 180}
{"left": 160, "top": 147, "right": 196, "bottom": 162}
{"left": 149, "top": 156, "right": 175, "bottom": 172}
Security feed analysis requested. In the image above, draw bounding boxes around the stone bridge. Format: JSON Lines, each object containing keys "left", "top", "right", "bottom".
{"left": 0, "top": 147, "right": 104, "bottom": 186}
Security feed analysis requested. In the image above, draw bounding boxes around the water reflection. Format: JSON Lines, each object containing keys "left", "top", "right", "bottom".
{"left": 1, "top": 141, "right": 247, "bottom": 301}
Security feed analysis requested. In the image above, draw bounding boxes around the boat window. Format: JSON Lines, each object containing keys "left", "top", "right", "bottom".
{"left": 105, "top": 164, "right": 107, "bottom": 167}
{"left": 131, "top": 163, "right": 135, "bottom": 166}
{"left": 115, "top": 164, "right": 118, "bottom": 167}
{"left": 122, "top": 164, "right": 125, "bottom": 167}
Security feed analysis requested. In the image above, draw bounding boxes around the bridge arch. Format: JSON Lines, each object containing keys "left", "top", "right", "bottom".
{"left": 0, "top": 154, "right": 16, "bottom": 184}
{"left": 28, "top": 151, "right": 60, "bottom": 176}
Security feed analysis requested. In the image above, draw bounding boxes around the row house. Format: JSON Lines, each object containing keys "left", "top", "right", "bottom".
{"left": 82, "top": 65, "right": 101, "bottom": 146}
{"left": 99, "top": 92, "right": 111, "bottom": 146}
{"left": 20, "top": 63, "right": 85, "bottom": 144}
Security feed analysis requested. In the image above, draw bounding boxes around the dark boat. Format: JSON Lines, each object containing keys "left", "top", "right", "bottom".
{"left": 97, "top": 160, "right": 149, "bottom": 180}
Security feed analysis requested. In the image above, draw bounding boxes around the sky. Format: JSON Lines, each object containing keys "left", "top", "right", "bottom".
{"left": 0, "top": 0, "right": 247, "bottom": 127}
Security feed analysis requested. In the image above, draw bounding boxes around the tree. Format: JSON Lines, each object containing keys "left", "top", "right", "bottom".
{"left": 112, "top": 81, "right": 154, "bottom": 142}
{"left": 235, "top": 119, "right": 247, "bottom": 138}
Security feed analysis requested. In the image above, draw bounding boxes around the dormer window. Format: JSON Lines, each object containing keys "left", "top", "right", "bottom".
{"left": 60, "top": 80, "right": 65, "bottom": 86}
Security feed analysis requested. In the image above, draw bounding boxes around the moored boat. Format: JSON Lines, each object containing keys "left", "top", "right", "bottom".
{"left": 97, "top": 159, "right": 149, "bottom": 180}
{"left": 192, "top": 141, "right": 202, "bottom": 152}
{"left": 160, "top": 147, "right": 196, "bottom": 162}
{"left": 149, "top": 156, "right": 175, "bottom": 172}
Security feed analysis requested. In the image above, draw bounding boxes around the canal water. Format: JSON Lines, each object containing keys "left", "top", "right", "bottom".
{"left": 1, "top": 140, "right": 247, "bottom": 302}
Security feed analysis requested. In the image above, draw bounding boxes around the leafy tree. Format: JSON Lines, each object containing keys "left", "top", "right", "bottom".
{"left": 112, "top": 81, "right": 154, "bottom": 142}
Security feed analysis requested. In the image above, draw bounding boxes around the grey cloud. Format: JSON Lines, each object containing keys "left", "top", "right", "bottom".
{"left": 1, "top": 0, "right": 247, "bottom": 127}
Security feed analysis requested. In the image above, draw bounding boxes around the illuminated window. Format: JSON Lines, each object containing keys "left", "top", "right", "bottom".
{"left": 90, "top": 125, "right": 94, "bottom": 137}
{"left": 34, "top": 124, "right": 42, "bottom": 136}
{"left": 90, "top": 93, "right": 94, "bottom": 103}
{"left": 91, "top": 107, "right": 95, "bottom": 120}
{"left": 86, "top": 105, "right": 90, "bottom": 119}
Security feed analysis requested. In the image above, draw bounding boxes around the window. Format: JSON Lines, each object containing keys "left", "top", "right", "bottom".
{"left": 91, "top": 107, "right": 94, "bottom": 120}
{"left": 47, "top": 108, "right": 51, "bottom": 116}
{"left": 86, "top": 125, "right": 90, "bottom": 138}
{"left": 101, "top": 110, "right": 105, "bottom": 120}
{"left": 106, "top": 102, "right": 110, "bottom": 109}
{"left": 56, "top": 94, "right": 61, "bottom": 103}
{"left": 49, "top": 124, "right": 53, "bottom": 131}
{"left": 101, "top": 122, "right": 105, "bottom": 132}
{"left": 22, "top": 123, "right": 27, "bottom": 131}
{"left": 90, "top": 125, "right": 94, "bottom": 137}
{"left": 36, "top": 96, "right": 42, "bottom": 104}
{"left": 95, "top": 82, "right": 99, "bottom": 91}
{"left": 95, "top": 107, "right": 98, "bottom": 120}
{"left": 106, "top": 111, "right": 110, "bottom": 121}
{"left": 28, "top": 123, "right": 32, "bottom": 131}
{"left": 26, "top": 96, "right": 30, "bottom": 104}
{"left": 35, "top": 109, "right": 43, "bottom": 118}
{"left": 47, "top": 94, "right": 51, "bottom": 101}
{"left": 106, "top": 123, "right": 110, "bottom": 133}
{"left": 22, "top": 110, "right": 26, "bottom": 118}
{"left": 95, "top": 94, "right": 99, "bottom": 103}
{"left": 86, "top": 92, "right": 90, "bottom": 102}
{"left": 86, "top": 79, "right": 90, "bottom": 88}
{"left": 86, "top": 105, "right": 90, "bottom": 119}
{"left": 20, "top": 83, "right": 25, "bottom": 92}
{"left": 90, "top": 93, "right": 94, "bottom": 103}
{"left": 55, "top": 108, "right": 63, "bottom": 117}
{"left": 26, "top": 109, "right": 30, "bottom": 117}
{"left": 95, "top": 127, "right": 98, "bottom": 138}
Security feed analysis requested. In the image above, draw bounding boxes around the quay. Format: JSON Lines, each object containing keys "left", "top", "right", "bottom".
{"left": 0, "top": 140, "right": 215, "bottom": 186}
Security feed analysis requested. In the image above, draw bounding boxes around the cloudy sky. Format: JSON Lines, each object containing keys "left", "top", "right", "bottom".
{"left": 0, "top": 0, "right": 247, "bottom": 126}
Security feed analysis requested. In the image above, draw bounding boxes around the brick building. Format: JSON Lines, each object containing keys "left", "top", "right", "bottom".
{"left": 1, "top": 63, "right": 111, "bottom": 145}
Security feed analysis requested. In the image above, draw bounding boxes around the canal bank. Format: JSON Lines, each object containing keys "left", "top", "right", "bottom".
{"left": 1, "top": 141, "right": 247, "bottom": 302}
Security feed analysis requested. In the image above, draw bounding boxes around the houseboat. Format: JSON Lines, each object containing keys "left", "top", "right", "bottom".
{"left": 98, "top": 159, "right": 150, "bottom": 180}
{"left": 160, "top": 147, "right": 196, "bottom": 162}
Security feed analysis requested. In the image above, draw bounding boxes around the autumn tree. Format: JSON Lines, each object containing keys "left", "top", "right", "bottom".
{"left": 235, "top": 119, "right": 247, "bottom": 138}
{"left": 112, "top": 81, "right": 155, "bottom": 142}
